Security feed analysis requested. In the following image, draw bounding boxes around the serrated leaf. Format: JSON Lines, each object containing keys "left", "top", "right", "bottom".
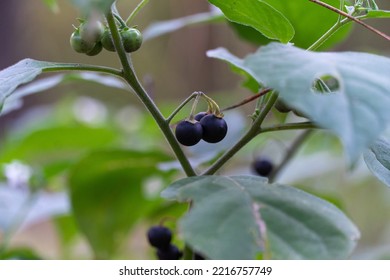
{"left": 162, "top": 175, "right": 360, "bottom": 260}
{"left": 69, "top": 149, "right": 172, "bottom": 259}
{"left": 364, "top": 139, "right": 390, "bottom": 187}
{"left": 208, "top": 0, "right": 294, "bottom": 43}
{"left": 208, "top": 43, "right": 390, "bottom": 162}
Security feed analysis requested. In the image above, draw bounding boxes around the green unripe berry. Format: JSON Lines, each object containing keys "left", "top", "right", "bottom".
{"left": 101, "top": 28, "right": 116, "bottom": 52}
{"left": 70, "top": 30, "right": 95, "bottom": 53}
{"left": 120, "top": 28, "right": 143, "bottom": 53}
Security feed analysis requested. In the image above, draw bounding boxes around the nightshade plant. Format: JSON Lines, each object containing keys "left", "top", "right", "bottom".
{"left": 0, "top": 0, "right": 390, "bottom": 260}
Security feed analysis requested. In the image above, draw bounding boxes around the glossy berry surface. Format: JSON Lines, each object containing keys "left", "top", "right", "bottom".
{"left": 121, "top": 28, "right": 143, "bottom": 53}
{"left": 194, "top": 112, "right": 208, "bottom": 121}
{"left": 147, "top": 226, "right": 172, "bottom": 249}
{"left": 86, "top": 42, "right": 103, "bottom": 56}
{"left": 199, "top": 114, "right": 228, "bottom": 143}
{"left": 175, "top": 120, "right": 203, "bottom": 146}
{"left": 157, "top": 245, "right": 183, "bottom": 260}
{"left": 252, "top": 157, "right": 273, "bottom": 177}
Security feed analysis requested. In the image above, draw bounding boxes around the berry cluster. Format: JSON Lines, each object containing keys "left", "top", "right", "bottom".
{"left": 147, "top": 226, "right": 182, "bottom": 260}
{"left": 252, "top": 156, "right": 274, "bottom": 177}
{"left": 175, "top": 112, "right": 228, "bottom": 146}
{"left": 70, "top": 19, "right": 142, "bottom": 56}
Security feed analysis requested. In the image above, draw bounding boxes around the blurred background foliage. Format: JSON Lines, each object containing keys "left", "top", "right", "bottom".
{"left": 0, "top": 0, "right": 389, "bottom": 259}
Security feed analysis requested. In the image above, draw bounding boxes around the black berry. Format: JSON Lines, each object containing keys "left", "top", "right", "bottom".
{"left": 194, "top": 112, "right": 208, "bottom": 121}
{"left": 194, "top": 252, "right": 205, "bottom": 260}
{"left": 252, "top": 157, "right": 273, "bottom": 177}
{"left": 175, "top": 120, "right": 203, "bottom": 146}
{"left": 157, "top": 244, "right": 183, "bottom": 260}
{"left": 147, "top": 226, "right": 172, "bottom": 249}
{"left": 199, "top": 114, "right": 228, "bottom": 143}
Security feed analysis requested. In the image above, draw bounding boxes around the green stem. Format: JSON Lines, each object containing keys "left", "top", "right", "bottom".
{"left": 307, "top": 19, "right": 349, "bottom": 51}
{"left": 166, "top": 92, "right": 198, "bottom": 123}
{"left": 42, "top": 63, "right": 123, "bottom": 77}
{"left": 268, "top": 130, "right": 314, "bottom": 182}
{"left": 126, "top": 0, "right": 150, "bottom": 25}
{"left": 105, "top": 10, "right": 196, "bottom": 178}
{"left": 259, "top": 122, "right": 317, "bottom": 134}
{"left": 203, "top": 92, "right": 279, "bottom": 175}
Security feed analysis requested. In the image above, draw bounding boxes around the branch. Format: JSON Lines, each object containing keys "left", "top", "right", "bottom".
{"left": 309, "top": 0, "right": 390, "bottom": 42}
{"left": 221, "top": 88, "right": 272, "bottom": 112}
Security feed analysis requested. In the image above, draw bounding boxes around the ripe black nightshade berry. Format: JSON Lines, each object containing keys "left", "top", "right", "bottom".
{"left": 157, "top": 244, "right": 183, "bottom": 260}
{"left": 252, "top": 157, "right": 274, "bottom": 177}
{"left": 199, "top": 114, "right": 228, "bottom": 143}
{"left": 175, "top": 120, "right": 203, "bottom": 146}
{"left": 194, "top": 112, "right": 208, "bottom": 121}
{"left": 147, "top": 226, "right": 172, "bottom": 249}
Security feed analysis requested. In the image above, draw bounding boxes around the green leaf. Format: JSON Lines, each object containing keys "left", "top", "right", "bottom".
{"left": 209, "top": 43, "right": 390, "bottom": 162}
{"left": 364, "top": 139, "right": 390, "bottom": 187}
{"left": 0, "top": 126, "right": 117, "bottom": 165}
{"left": 208, "top": 0, "right": 294, "bottom": 43}
{"left": 1, "top": 73, "right": 127, "bottom": 116}
{"left": 230, "top": 0, "right": 354, "bottom": 49}
{"left": 364, "top": 9, "right": 390, "bottom": 18}
{"left": 162, "top": 175, "right": 359, "bottom": 260}
{"left": 69, "top": 149, "right": 172, "bottom": 259}
{"left": 70, "top": 0, "right": 114, "bottom": 15}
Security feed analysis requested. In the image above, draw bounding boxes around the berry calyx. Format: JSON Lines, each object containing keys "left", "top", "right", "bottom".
{"left": 199, "top": 114, "right": 228, "bottom": 143}
{"left": 252, "top": 157, "right": 273, "bottom": 177}
{"left": 175, "top": 120, "right": 203, "bottom": 146}
{"left": 147, "top": 226, "right": 172, "bottom": 249}
{"left": 156, "top": 245, "right": 183, "bottom": 260}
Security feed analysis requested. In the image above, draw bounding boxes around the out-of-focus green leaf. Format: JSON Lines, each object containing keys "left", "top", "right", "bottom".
{"left": 0, "top": 247, "right": 42, "bottom": 260}
{"left": 70, "top": 0, "right": 114, "bottom": 15}
{"left": 364, "top": 9, "right": 390, "bottom": 18}
{"left": 364, "top": 139, "right": 390, "bottom": 187}
{"left": 69, "top": 149, "right": 172, "bottom": 259}
{"left": 42, "top": 0, "right": 59, "bottom": 13}
{"left": 209, "top": 0, "right": 294, "bottom": 43}
{"left": 162, "top": 175, "right": 360, "bottom": 259}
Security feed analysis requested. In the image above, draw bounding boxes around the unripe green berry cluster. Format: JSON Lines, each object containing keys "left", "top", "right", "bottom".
{"left": 70, "top": 19, "right": 143, "bottom": 56}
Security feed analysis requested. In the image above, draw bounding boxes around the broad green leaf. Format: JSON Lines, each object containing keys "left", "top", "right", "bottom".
{"left": 162, "top": 175, "right": 359, "bottom": 260}
{"left": 208, "top": 0, "right": 294, "bottom": 43}
{"left": 230, "top": 0, "right": 353, "bottom": 49}
{"left": 0, "top": 247, "right": 42, "bottom": 260}
{"left": 70, "top": 0, "right": 114, "bottom": 14}
{"left": 69, "top": 149, "right": 172, "bottom": 259}
{"left": 364, "top": 139, "right": 390, "bottom": 187}
{"left": 0, "top": 59, "right": 113, "bottom": 115}
{"left": 208, "top": 43, "right": 390, "bottom": 162}
{"left": 0, "top": 126, "right": 117, "bottom": 165}
{"left": 364, "top": 9, "right": 390, "bottom": 18}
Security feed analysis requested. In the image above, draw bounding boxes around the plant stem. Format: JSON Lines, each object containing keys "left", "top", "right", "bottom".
{"left": 126, "top": 0, "right": 150, "bottom": 25}
{"left": 166, "top": 92, "right": 198, "bottom": 123}
{"left": 221, "top": 88, "right": 272, "bottom": 112}
{"left": 42, "top": 63, "right": 123, "bottom": 77}
{"left": 268, "top": 130, "right": 314, "bottom": 182}
{"left": 203, "top": 92, "right": 279, "bottom": 175}
{"left": 308, "top": 0, "right": 390, "bottom": 42}
{"left": 105, "top": 10, "right": 196, "bottom": 177}
{"left": 259, "top": 122, "right": 316, "bottom": 134}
